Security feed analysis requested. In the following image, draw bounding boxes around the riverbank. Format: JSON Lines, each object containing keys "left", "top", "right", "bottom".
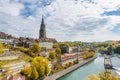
{"left": 44, "top": 56, "right": 97, "bottom": 80}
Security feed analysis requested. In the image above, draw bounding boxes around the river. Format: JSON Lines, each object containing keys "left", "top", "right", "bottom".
{"left": 58, "top": 54, "right": 120, "bottom": 80}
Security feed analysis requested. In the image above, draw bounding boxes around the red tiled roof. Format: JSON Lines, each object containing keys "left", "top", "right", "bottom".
{"left": 61, "top": 53, "right": 77, "bottom": 60}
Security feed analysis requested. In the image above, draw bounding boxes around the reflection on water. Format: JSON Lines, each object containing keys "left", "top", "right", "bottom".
{"left": 58, "top": 54, "right": 120, "bottom": 80}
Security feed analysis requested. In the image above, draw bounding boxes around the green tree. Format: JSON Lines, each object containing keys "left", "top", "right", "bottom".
{"left": 68, "top": 42, "right": 76, "bottom": 47}
{"left": 49, "top": 51, "right": 56, "bottom": 60}
{"left": 114, "top": 46, "right": 120, "bottom": 54}
{"left": 0, "top": 42, "right": 4, "bottom": 54}
{"left": 30, "top": 56, "right": 50, "bottom": 79}
{"left": 30, "top": 42, "right": 41, "bottom": 56}
{"left": 59, "top": 43, "right": 68, "bottom": 47}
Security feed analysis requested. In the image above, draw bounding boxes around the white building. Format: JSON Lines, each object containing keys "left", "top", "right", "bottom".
{"left": 0, "top": 39, "right": 13, "bottom": 44}
{"left": 39, "top": 42, "right": 53, "bottom": 49}
{"left": 68, "top": 47, "right": 78, "bottom": 53}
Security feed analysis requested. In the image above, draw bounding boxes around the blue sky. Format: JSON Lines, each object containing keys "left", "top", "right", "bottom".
{"left": 0, "top": 0, "right": 120, "bottom": 42}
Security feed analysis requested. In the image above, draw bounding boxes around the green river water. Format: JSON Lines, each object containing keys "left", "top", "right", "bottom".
{"left": 58, "top": 54, "right": 120, "bottom": 80}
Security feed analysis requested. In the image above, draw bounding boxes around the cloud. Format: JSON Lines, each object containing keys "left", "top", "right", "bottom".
{"left": 0, "top": 0, "right": 24, "bottom": 16}
{"left": 0, "top": 12, "right": 40, "bottom": 38}
{"left": 0, "top": 0, "right": 120, "bottom": 42}
{"left": 44, "top": 0, "right": 120, "bottom": 41}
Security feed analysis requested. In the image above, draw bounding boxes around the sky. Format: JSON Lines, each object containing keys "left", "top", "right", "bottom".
{"left": 0, "top": 0, "right": 120, "bottom": 42}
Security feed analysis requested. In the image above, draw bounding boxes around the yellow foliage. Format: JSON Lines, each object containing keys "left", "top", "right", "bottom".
{"left": 31, "top": 56, "right": 50, "bottom": 79}
{"left": 0, "top": 42, "right": 4, "bottom": 54}
{"left": 21, "top": 67, "right": 31, "bottom": 76}
{"left": 5, "top": 67, "right": 11, "bottom": 76}
{"left": 83, "top": 51, "right": 95, "bottom": 59}
{"left": 86, "top": 74, "right": 100, "bottom": 80}
{"left": 83, "top": 55, "right": 87, "bottom": 59}
{"left": 0, "top": 49, "right": 4, "bottom": 54}
{"left": 86, "top": 71, "right": 120, "bottom": 80}
{"left": 99, "top": 70, "right": 120, "bottom": 80}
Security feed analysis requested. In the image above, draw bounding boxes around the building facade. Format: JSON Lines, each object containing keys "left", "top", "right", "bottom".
{"left": 60, "top": 46, "right": 78, "bottom": 54}
{"left": 39, "top": 42, "right": 53, "bottom": 49}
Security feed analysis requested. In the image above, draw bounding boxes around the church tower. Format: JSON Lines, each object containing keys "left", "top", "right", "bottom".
{"left": 39, "top": 15, "right": 46, "bottom": 39}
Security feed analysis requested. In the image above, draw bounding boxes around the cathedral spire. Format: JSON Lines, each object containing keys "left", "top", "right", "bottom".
{"left": 39, "top": 15, "right": 46, "bottom": 39}
{"left": 41, "top": 15, "right": 44, "bottom": 25}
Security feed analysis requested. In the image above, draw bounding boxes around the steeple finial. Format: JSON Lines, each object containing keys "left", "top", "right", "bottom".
{"left": 41, "top": 15, "right": 44, "bottom": 24}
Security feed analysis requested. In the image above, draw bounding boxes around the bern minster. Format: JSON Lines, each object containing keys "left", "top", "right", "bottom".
{"left": 39, "top": 16, "right": 57, "bottom": 43}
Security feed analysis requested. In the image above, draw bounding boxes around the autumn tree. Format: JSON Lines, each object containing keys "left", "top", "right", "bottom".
{"left": 86, "top": 74, "right": 100, "bottom": 80}
{"left": 5, "top": 67, "right": 11, "bottom": 76}
{"left": 99, "top": 70, "right": 120, "bottom": 80}
{"left": 21, "top": 67, "right": 31, "bottom": 77}
{"left": 53, "top": 43, "right": 59, "bottom": 48}
{"left": 0, "top": 62, "right": 2, "bottom": 68}
{"left": 55, "top": 48, "right": 61, "bottom": 57}
{"left": 30, "top": 67, "right": 39, "bottom": 80}
{"left": 49, "top": 51, "right": 56, "bottom": 60}
{"left": 30, "top": 56, "right": 50, "bottom": 79}
{"left": 0, "top": 42, "right": 4, "bottom": 54}
{"left": 83, "top": 51, "right": 95, "bottom": 59}
{"left": 29, "top": 42, "right": 41, "bottom": 56}
{"left": 86, "top": 70, "right": 120, "bottom": 80}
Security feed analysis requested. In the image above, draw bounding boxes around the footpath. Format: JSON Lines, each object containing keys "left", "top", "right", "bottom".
{"left": 44, "top": 56, "right": 97, "bottom": 80}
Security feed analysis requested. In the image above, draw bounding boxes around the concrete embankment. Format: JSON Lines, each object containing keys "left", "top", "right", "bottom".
{"left": 44, "top": 56, "right": 97, "bottom": 80}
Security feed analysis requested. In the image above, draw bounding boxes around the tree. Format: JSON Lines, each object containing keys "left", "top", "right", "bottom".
{"left": 31, "top": 67, "right": 39, "bottom": 80}
{"left": 53, "top": 43, "right": 59, "bottom": 48}
{"left": 114, "top": 46, "right": 120, "bottom": 54}
{"left": 99, "top": 70, "right": 120, "bottom": 80}
{"left": 0, "top": 42, "right": 4, "bottom": 54}
{"left": 86, "top": 70, "right": 120, "bottom": 80}
{"left": 68, "top": 42, "right": 76, "bottom": 47}
{"left": 0, "top": 62, "right": 2, "bottom": 68}
{"left": 21, "top": 67, "right": 31, "bottom": 77}
{"left": 86, "top": 74, "right": 100, "bottom": 80}
{"left": 30, "top": 42, "right": 41, "bottom": 56}
{"left": 82, "top": 51, "right": 95, "bottom": 59}
{"left": 30, "top": 56, "right": 50, "bottom": 79}
{"left": 49, "top": 51, "right": 56, "bottom": 60}
{"left": 55, "top": 48, "right": 61, "bottom": 57}
{"left": 59, "top": 43, "right": 68, "bottom": 47}
{"left": 5, "top": 67, "right": 11, "bottom": 76}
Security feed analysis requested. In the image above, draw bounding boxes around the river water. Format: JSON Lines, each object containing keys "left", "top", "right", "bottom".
{"left": 58, "top": 54, "right": 120, "bottom": 80}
